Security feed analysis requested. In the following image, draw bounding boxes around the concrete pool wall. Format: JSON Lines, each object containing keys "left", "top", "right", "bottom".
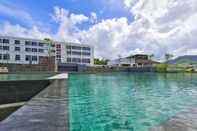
{"left": 0, "top": 74, "right": 69, "bottom": 131}
{"left": 0, "top": 80, "right": 50, "bottom": 105}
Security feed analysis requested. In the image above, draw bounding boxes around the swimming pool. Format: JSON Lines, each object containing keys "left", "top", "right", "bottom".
{"left": 68, "top": 73, "right": 197, "bottom": 131}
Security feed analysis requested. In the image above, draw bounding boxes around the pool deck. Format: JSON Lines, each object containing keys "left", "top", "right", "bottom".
{"left": 0, "top": 74, "right": 69, "bottom": 131}
{"left": 150, "top": 107, "right": 197, "bottom": 131}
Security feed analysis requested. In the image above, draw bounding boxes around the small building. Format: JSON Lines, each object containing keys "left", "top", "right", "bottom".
{"left": 108, "top": 57, "right": 135, "bottom": 67}
{"left": 54, "top": 42, "right": 94, "bottom": 66}
{"left": 108, "top": 54, "right": 160, "bottom": 67}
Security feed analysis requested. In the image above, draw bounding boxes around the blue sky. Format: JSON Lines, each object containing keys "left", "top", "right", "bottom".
{"left": 0, "top": 0, "right": 197, "bottom": 59}
{"left": 0, "top": 0, "right": 133, "bottom": 33}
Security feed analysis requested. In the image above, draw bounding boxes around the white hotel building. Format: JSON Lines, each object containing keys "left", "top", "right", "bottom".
{"left": 0, "top": 36, "right": 94, "bottom": 66}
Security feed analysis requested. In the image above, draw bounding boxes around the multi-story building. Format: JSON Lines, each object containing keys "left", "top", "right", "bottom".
{"left": 0, "top": 36, "right": 55, "bottom": 65}
{"left": 0, "top": 36, "right": 94, "bottom": 66}
{"left": 54, "top": 42, "right": 94, "bottom": 66}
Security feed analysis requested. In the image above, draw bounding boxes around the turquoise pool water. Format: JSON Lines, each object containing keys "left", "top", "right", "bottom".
{"left": 68, "top": 73, "right": 197, "bottom": 131}
{"left": 0, "top": 73, "right": 53, "bottom": 81}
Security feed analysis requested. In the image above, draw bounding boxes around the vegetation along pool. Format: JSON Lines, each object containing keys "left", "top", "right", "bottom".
{"left": 68, "top": 73, "right": 197, "bottom": 131}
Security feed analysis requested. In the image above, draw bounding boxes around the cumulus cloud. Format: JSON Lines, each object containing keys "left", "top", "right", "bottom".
{"left": 78, "top": 0, "right": 197, "bottom": 60}
{"left": 52, "top": 6, "right": 89, "bottom": 42}
{"left": 1, "top": 1, "right": 197, "bottom": 60}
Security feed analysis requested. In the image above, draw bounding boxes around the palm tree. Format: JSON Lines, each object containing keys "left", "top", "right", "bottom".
{"left": 149, "top": 54, "right": 154, "bottom": 61}
{"left": 44, "top": 38, "right": 57, "bottom": 72}
{"left": 165, "top": 53, "right": 173, "bottom": 63}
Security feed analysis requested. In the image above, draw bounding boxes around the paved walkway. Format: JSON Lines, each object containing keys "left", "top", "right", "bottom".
{"left": 150, "top": 107, "right": 197, "bottom": 131}
{"left": 0, "top": 76, "right": 69, "bottom": 131}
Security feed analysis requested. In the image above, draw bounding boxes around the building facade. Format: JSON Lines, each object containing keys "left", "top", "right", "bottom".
{"left": 54, "top": 42, "right": 94, "bottom": 66}
{"left": 0, "top": 36, "right": 94, "bottom": 66}
{"left": 0, "top": 36, "right": 55, "bottom": 65}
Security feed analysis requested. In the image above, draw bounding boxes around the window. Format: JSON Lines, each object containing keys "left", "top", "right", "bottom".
{"left": 0, "top": 39, "right": 3, "bottom": 43}
{"left": 0, "top": 54, "right": 2, "bottom": 60}
{"left": 32, "top": 48, "right": 37, "bottom": 52}
{"left": 32, "top": 42, "right": 37, "bottom": 46}
{"left": 3, "top": 54, "right": 10, "bottom": 60}
{"left": 56, "top": 55, "right": 61, "bottom": 58}
{"left": 25, "top": 48, "right": 31, "bottom": 52}
{"left": 0, "top": 46, "right": 3, "bottom": 50}
{"left": 32, "top": 56, "right": 37, "bottom": 61}
{"left": 82, "top": 59, "right": 90, "bottom": 63}
{"left": 67, "top": 51, "right": 71, "bottom": 55}
{"left": 3, "top": 46, "right": 9, "bottom": 51}
{"left": 82, "top": 52, "right": 91, "bottom": 56}
{"left": 66, "top": 45, "right": 71, "bottom": 49}
{"left": 82, "top": 47, "right": 91, "bottom": 51}
{"left": 72, "top": 46, "right": 81, "bottom": 50}
{"left": 15, "top": 55, "right": 20, "bottom": 61}
{"left": 25, "top": 55, "right": 31, "bottom": 61}
{"left": 39, "top": 43, "right": 44, "bottom": 47}
{"left": 39, "top": 49, "right": 44, "bottom": 53}
{"left": 67, "top": 58, "right": 71, "bottom": 62}
{"left": 25, "top": 41, "right": 31, "bottom": 46}
{"left": 3, "top": 39, "right": 9, "bottom": 44}
{"left": 15, "top": 47, "right": 20, "bottom": 51}
{"left": 72, "top": 58, "right": 81, "bottom": 63}
{"left": 15, "top": 40, "right": 20, "bottom": 44}
{"left": 56, "top": 44, "right": 61, "bottom": 48}
{"left": 72, "top": 51, "right": 81, "bottom": 55}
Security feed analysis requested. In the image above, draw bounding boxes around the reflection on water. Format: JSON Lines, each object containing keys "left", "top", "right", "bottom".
{"left": 0, "top": 73, "right": 54, "bottom": 81}
{"left": 68, "top": 73, "right": 197, "bottom": 131}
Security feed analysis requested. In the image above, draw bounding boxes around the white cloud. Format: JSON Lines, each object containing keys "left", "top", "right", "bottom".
{"left": 52, "top": 6, "right": 89, "bottom": 42}
{"left": 1, "top": 1, "right": 197, "bottom": 60}
{"left": 0, "top": 22, "right": 51, "bottom": 39}
{"left": 79, "top": 0, "right": 197, "bottom": 60}
{"left": 90, "top": 12, "right": 97, "bottom": 23}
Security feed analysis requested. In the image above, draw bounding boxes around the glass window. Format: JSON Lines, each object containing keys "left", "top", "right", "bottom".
{"left": 32, "top": 42, "right": 37, "bottom": 46}
{"left": 72, "top": 58, "right": 81, "bottom": 63}
{"left": 67, "top": 58, "right": 71, "bottom": 62}
{"left": 32, "top": 48, "right": 38, "bottom": 52}
{"left": 39, "top": 49, "right": 44, "bottom": 53}
{"left": 15, "top": 55, "right": 20, "bottom": 61}
{"left": 25, "top": 41, "right": 31, "bottom": 46}
{"left": 3, "top": 39, "right": 9, "bottom": 44}
{"left": 82, "top": 59, "right": 90, "bottom": 63}
{"left": 3, "top": 54, "right": 10, "bottom": 60}
{"left": 25, "top": 55, "right": 31, "bottom": 61}
{"left": 72, "top": 46, "right": 81, "bottom": 50}
{"left": 82, "top": 52, "right": 91, "bottom": 56}
{"left": 0, "top": 46, "right": 3, "bottom": 50}
{"left": 25, "top": 48, "right": 31, "bottom": 52}
{"left": 72, "top": 51, "right": 81, "bottom": 55}
{"left": 67, "top": 51, "right": 71, "bottom": 55}
{"left": 3, "top": 46, "right": 9, "bottom": 51}
{"left": 39, "top": 43, "right": 44, "bottom": 47}
{"left": 0, "top": 54, "right": 2, "bottom": 60}
{"left": 15, "top": 40, "right": 20, "bottom": 44}
{"left": 15, "top": 47, "right": 20, "bottom": 51}
{"left": 82, "top": 47, "right": 91, "bottom": 51}
{"left": 32, "top": 56, "right": 37, "bottom": 61}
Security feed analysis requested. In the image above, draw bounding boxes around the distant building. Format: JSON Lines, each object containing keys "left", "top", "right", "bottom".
{"left": 107, "top": 57, "right": 135, "bottom": 67}
{"left": 108, "top": 54, "right": 159, "bottom": 67}
{"left": 54, "top": 42, "right": 94, "bottom": 66}
{"left": 0, "top": 36, "right": 94, "bottom": 66}
{"left": 0, "top": 36, "right": 55, "bottom": 65}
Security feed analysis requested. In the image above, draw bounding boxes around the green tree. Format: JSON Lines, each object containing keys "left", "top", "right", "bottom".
{"left": 44, "top": 38, "right": 57, "bottom": 72}
{"left": 165, "top": 53, "right": 174, "bottom": 63}
{"left": 149, "top": 54, "right": 154, "bottom": 60}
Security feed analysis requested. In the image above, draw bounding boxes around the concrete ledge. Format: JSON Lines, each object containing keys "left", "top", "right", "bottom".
{"left": 0, "top": 80, "right": 50, "bottom": 105}
{"left": 0, "top": 75, "right": 69, "bottom": 131}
